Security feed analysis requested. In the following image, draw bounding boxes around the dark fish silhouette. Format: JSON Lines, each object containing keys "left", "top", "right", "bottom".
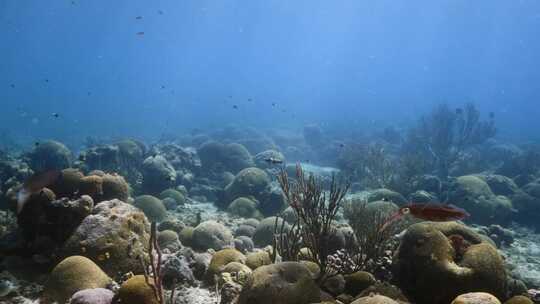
{"left": 264, "top": 157, "right": 283, "bottom": 165}
{"left": 135, "top": 16, "right": 143, "bottom": 20}
{"left": 17, "top": 170, "right": 61, "bottom": 214}
{"left": 52, "top": 113, "right": 60, "bottom": 118}
{"left": 232, "top": 105, "right": 238, "bottom": 109}
{"left": 136, "top": 32, "right": 145, "bottom": 36}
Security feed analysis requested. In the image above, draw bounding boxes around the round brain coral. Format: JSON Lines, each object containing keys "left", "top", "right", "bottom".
{"left": 43, "top": 255, "right": 111, "bottom": 304}
{"left": 134, "top": 195, "right": 168, "bottom": 222}
{"left": 393, "top": 221, "right": 506, "bottom": 304}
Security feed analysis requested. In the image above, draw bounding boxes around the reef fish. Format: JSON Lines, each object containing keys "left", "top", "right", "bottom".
{"left": 380, "top": 203, "right": 470, "bottom": 231}
{"left": 17, "top": 170, "right": 61, "bottom": 214}
{"left": 264, "top": 157, "right": 283, "bottom": 165}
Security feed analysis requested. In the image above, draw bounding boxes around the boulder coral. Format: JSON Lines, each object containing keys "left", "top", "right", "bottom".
{"left": 206, "top": 248, "right": 247, "bottom": 283}
{"left": 253, "top": 216, "right": 290, "bottom": 247}
{"left": 227, "top": 197, "right": 263, "bottom": 219}
{"left": 448, "top": 175, "right": 514, "bottom": 225}
{"left": 59, "top": 199, "right": 150, "bottom": 277}
{"left": 224, "top": 167, "right": 285, "bottom": 215}
{"left": 344, "top": 271, "right": 377, "bottom": 297}
{"left": 451, "top": 292, "right": 501, "bottom": 304}
{"left": 141, "top": 155, "right": 177, "bottom": 194}
{"left": 351, "top": 295, "right": 400, "bottom": 304}
{"left": 504, "top": 296, "right": 534, "bottom": 304}
{"left": 100, "top": 173, "right": 130, "bottom": 202}
{"left": 159, "top": 188, "right": 186, "bottom": 205}
{"left": 134, "top": 195, "right": 168, "bottom": 222}
{"left": 224, "top": 167, "right": 270, "bottom": 200}
{"left": 192, "top": 220, "right": 233, "bottom": 251}
{"left": 43, "top": 256, "right": 111, "bottom": 304}
{"left": 27, "top": 140, "right": 72, "bottom": 171}
{"left": 512, "top": 178, "right": 540, "bottom": 228}
{"left": 69, "top": 288, "right": 115, "bottom": 304}
{"left": 237, "top": 262, "right": 321, "bottom": 304}
{"left": 392, "top": 221, "right": 507, "bottom": 304}
{"left": 118, "top": 275, "right": 159, "bottom": 304}
{"left": 198, "top": 141, "right": 254, "bottom": 174}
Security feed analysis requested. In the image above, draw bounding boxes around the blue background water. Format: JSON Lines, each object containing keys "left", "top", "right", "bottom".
{"left": 1, "top": 0, "right": 539, "bottom": 146}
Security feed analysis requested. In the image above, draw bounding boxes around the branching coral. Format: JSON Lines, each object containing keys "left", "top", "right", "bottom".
{"left": 276, "top": 164, "right": 349, "bottom": 281}
{"left": 341, "top": 201, "right": 401, "bottom": 275}
{"left": 272, "top": 216, "right": 301, "bottom": 263}
{"left": 337, "top": 142, "right": 396, "bottom": 189}
{"left": 404, "top": 103, "right": 496, "bottom": 180}
{"left": 140, "top": 222, "right": 176, "bottom": 304}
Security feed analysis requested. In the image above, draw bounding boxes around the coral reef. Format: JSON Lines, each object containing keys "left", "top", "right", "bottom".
{"left": 142, "top": 155, "right": 177, "bottom": 194}
{"left": 42, "top": 256, "right": 111, "bottom": 304}
{"left": 2, "top": 114, "right": 540, "bottom": 304}
{"left": 134, "top": 195, "right": 168, "bottom": 222}
{"left": 118, "top": 275, "right": 159, "bottom": 304}
{"left": 393, "top": 221, "right": 507, "bottom": 304}
{"left": 237, "top": 262, "right": 321, "bottom": 304}
{"left": 27, "top": 140, "right": 73, "bottom": 171}
{"left": 59, "top": 199, "right": 150, "bottom": 277}
{"left": 448, "top": 175, "right": 514, "bottom": 224}
{"left": 198, "top": 141, "right": 254, "bottom": 174}
{"left": 192, "top": 220, "right": 233, "bottom": 251}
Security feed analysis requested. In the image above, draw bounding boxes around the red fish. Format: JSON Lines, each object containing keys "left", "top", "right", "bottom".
{"left": 380, "top": 203, "right": 470, "bottom": 231}
{"left": 17, "top": 170, "right": 61, "bottom": 214}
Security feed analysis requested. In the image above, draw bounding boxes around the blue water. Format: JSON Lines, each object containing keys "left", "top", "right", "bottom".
{"left": 1, "top": 1, "right": 540, "bottom": 145}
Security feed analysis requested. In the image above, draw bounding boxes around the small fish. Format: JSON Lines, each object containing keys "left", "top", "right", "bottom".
{"left": 271, "top": 102, "right": 276, "bottom": 107}
{"left": 10, "top": 84, "right": 15, "bottom": 88}
{"left": 17, "top": 170, "right": 61, "bottom": 214}
{"left": 248, "top": 98, "right": 252, "bottom": 102}
{"left": 338, "top": 143, "right": 345, "bottom": 148}
{"left": 455, "top": 108, "right": 463, "bottom": 115}
{"left": 264, "top": 157, "right": 283, "bottom": 165}
{"left": 44, "top": 79, "right": 49, "bottom": 83}
{"left": 52, "top": 112, "right": 60, "bottom": 118}
{"left": 135, "top": 16, "right": 143, "bottom": 20}
{"left": 161, "top": 85, "right": 165, "bottom": 89}
{"left": 87, "top": 92, "right": 92, "bottom": 96}
{"left": 380, "top": 203, "right": 470, "bottom": 231}
{"left": 489, "top": 112, "right": 495, "bottom": 119}
{"left": 232, "top": 105, "right": 238, "bottom": 109}
{"left": 158, "top": 10, "right": 164, "bottom": 15}
{"left": 34, "top": 142, "right": 40, "bottom": 147}
{"left": 136, "top": 32, "right": 145, "bottom": 36}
